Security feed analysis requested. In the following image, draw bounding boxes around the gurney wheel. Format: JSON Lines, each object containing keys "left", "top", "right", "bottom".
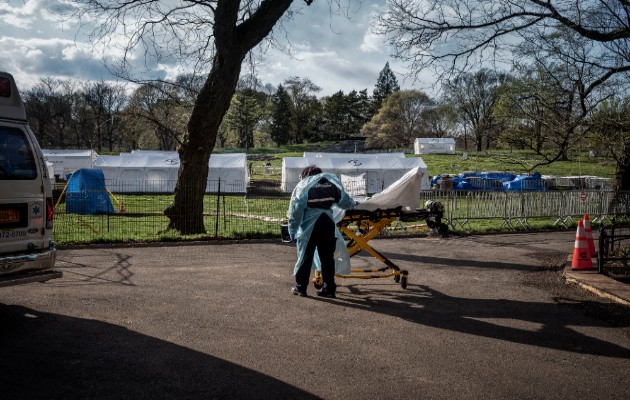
{"left": 312, "top": 271, "right": 323, "bottom": 290}
{"left": 394, "top": 275, "right": 400, "bottom": 283}
{"left": 400, "top": 271, "right": 408, "bottom": 289}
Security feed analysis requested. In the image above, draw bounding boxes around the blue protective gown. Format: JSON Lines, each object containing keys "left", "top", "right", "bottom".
{"left": 287, "top": 172, "right": 355, "bottom": 276}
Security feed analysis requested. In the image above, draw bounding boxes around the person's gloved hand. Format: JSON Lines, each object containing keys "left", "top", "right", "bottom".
{"left": 290, "top": 234, "right": 297, "bottom": 244}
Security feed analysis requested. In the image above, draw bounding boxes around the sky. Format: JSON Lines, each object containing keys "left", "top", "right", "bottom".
{"left": 0, "top": 0, "right": 438, "bottom": 98}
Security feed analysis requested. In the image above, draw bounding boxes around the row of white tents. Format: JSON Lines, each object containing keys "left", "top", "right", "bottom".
{"left": 43, "top": 150, "right": 249, "bottom": 193}
{"left": 43, "top": 149, "right": 430, "bottom": 196}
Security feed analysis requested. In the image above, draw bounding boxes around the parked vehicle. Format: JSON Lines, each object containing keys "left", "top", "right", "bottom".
{"left": 0, "top": 71, "right": 60, "bottom": 287}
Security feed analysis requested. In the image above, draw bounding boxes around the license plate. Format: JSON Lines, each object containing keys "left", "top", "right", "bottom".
{"left": 0, "top": 209, "right": 20, "bottom": 224}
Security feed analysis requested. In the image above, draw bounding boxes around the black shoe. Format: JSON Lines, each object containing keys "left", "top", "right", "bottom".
{"left": 316, "top": 288, "right": 336, "bottom": 298}
{"left": 291, "top": 286, "right": 307, "bottom": 297}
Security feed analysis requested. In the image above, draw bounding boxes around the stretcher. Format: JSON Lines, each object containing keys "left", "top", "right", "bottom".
{"left": 312, "top": 203, "right": 448, "bottom": 289}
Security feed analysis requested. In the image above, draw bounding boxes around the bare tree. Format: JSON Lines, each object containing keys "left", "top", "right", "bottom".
{"left": 23, "top": 78, "right": 78, "bottom": 148}
{"left": 74, "top": 0, "right": 322, "bottom": 234}
{"left": 377, "top": 0, "right": 630, "bottom": 189}
{"left": 376, "top": 1, "right": 630, "bottom": 81}
{"left": 442, "top": 69, "right": 507, "bottom": 152}
{"left": 82, "top": 80, "right": 127, "bottom": 152}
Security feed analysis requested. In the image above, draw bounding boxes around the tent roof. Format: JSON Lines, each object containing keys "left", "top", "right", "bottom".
{"left": 95, "top": 152, "right": 247, "bottom": 168}
{"left": 414, "top": 138, "right": 455, "bottom": 144}
{"left": 283, "top": 156, "right": 426, "bottom": 170}
{"left": 43, "top": 149, "right": 98, "bottom": 158}
{"left": 303, "top": 152, "right": 405, "bottom": 158}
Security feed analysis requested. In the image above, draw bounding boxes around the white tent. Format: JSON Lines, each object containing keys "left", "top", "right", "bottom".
{"left": 95, "top": 154, "right": 178, "bottom": 193}
{"left": 414, "top": 138, "right": 456, "bottom": 154}
{"left": 303, "top": 152, "right": 406, "bottom": 158}
{"left": 42, "top": 149, "right": 98, "bottom": 178}
{"left": 207, "top": 153, "right": 249, "bottom": 193}
{"left": 281, "top": 155, "right": 429, "bottom": 194}
{"left": 94, "top": 152, "right": 249, "bottom": 193}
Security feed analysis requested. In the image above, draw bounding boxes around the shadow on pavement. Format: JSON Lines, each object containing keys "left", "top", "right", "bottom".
{"left": 332, "top": 284, "right": 630, "bottom": 359}
{"left": 0, "top": 304, "right": 321, "bottom": 400}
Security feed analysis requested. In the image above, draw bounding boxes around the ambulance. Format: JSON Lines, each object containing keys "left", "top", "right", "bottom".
{"left": 0, "top": 71, "right": 60, "bottom": 287}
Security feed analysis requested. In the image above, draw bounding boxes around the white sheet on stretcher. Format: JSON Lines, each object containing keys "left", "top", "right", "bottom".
{"left": 353, "top": 166, "right": 424, "bottom": 212}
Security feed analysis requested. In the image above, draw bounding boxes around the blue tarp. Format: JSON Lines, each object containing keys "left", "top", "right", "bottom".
{"left": 432, "top": 171, "right": 546, "bottom": 191}
{"left": 66, "top": 168, "right": 115, "bottom": 215}
{"left": 502, "top": 172, "right": 546, "bottom": 191}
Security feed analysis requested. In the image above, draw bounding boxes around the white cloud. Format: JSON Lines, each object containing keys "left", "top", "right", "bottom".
{"left": 360, "top": 28, "right": 385, "bottom": 53}
{"left": 0, "top": 0, "right": 440, "bottom": 97}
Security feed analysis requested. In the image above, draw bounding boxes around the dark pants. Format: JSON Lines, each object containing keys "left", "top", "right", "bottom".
{"left": 295, "top": 214, "right": 337, "bottom": 292}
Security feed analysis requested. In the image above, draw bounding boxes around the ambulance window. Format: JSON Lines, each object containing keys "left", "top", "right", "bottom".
{"left": 0, "top": 127, "right": 37, "bottom": 180}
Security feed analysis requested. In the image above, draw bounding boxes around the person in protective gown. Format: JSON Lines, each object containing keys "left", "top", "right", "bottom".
{"left": 287, "top": 166, "right": 355, "bottom": 298}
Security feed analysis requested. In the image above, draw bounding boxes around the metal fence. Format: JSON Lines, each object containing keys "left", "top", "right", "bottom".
{"left": 422, "top": 189, "right": 629, "bottom": 232}
{"left": 51, "top": 178, "right": 630, "bottom": 244}
{"left": 597, "top": 222, "right": 630, "bottom": 279}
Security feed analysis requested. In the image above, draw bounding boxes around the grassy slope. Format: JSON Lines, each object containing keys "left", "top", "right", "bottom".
{"left": 242, "top": 145, "right": 616, "bottom": 181}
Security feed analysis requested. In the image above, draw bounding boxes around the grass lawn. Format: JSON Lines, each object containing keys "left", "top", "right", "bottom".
{"left": 52, "top": 147, "right": 618, "bottom": 244}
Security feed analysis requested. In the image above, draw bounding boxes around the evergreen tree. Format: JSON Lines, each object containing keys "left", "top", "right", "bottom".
{"left": 224, "top": 89, "right": 263, "bottom": 149}
{"left": 270, "top": 85, "right": 293, "bottom": 147}
{"left": 371, "top": 62, "right": 400, "bottom": 115}
{"left": 347, "top": 89, "right": 371, "bottom": 136}
{"left": 321, "top": 91, "right": 347, "bottom": 140}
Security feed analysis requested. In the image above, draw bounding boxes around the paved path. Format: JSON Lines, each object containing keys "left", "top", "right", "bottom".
{"left": 1, "top": 231, "right": 629, "bottom": 400}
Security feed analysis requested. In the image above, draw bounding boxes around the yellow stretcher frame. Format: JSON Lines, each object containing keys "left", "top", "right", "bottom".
{"left": 312, "top": 207, "right": 448, "bottom": 289}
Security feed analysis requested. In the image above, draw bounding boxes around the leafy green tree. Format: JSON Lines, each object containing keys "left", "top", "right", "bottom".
{"left": 371, "top": 62, "right": 400, "bottom": 114}
{"left": 269, "top": 85, "right": 293, "bottom": 147}
{"left": 362, "top": 90, "right": 434, "bottom": 148}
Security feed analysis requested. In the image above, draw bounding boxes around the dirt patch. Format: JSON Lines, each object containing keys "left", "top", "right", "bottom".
{"left": 521, "top": 257, "right": 630, "bottom": 338}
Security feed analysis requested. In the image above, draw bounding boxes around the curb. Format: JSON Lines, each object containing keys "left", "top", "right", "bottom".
{"left": 563, "top": 255, "right": 630, "bottom": 307}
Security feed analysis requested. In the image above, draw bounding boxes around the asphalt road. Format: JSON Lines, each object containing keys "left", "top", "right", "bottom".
{"left": 1, "top": 231, "right": 629, "bottom": 400}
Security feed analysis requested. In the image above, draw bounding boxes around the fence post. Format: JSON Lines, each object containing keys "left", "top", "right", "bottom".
{"left": 597, "top": 224, "right": 605, "bottom": 274}
{"left": 215, "top": 177, "right": 221, "bottom": 239}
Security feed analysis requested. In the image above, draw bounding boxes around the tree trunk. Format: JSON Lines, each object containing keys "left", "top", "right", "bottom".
{"left": 163, "top": 0, "right": 294, "bottom": 234}
{"left": 164, "top": 49, "right": 243, "bottom": 234}
{"left": 614, "top": 139, "right": 630, "bottom": 193}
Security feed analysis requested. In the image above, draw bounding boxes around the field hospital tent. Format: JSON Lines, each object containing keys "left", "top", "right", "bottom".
{"left": 206, "top": 153, "right": 249, "bottom": 193}
{"left": 43, "top": 149, "right": 98, "bottom": 178}
{"left": 94, "top": 152, "right": 249, "bottom": 193}
{"left": 65, "top": 169, "right": 115, "bottom": 215}
{"left": 303, "top": 152, "right": 406, "bottom": 158}
{"left": 414, "top": 138, "right": 455, "bottom": 155}
{"left": 281, "top": 155, "right": 429, "bottom": 194}
{"left": 95, "top": 153, "right": 179, "bottom": 192}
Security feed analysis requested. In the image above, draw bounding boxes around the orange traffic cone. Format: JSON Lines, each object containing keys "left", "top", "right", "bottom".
{"left": 583, "top": 213, "right": 597, "bottom": 256}
{"left": 571, "top": 219, "right": 593, "bottom": 270}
